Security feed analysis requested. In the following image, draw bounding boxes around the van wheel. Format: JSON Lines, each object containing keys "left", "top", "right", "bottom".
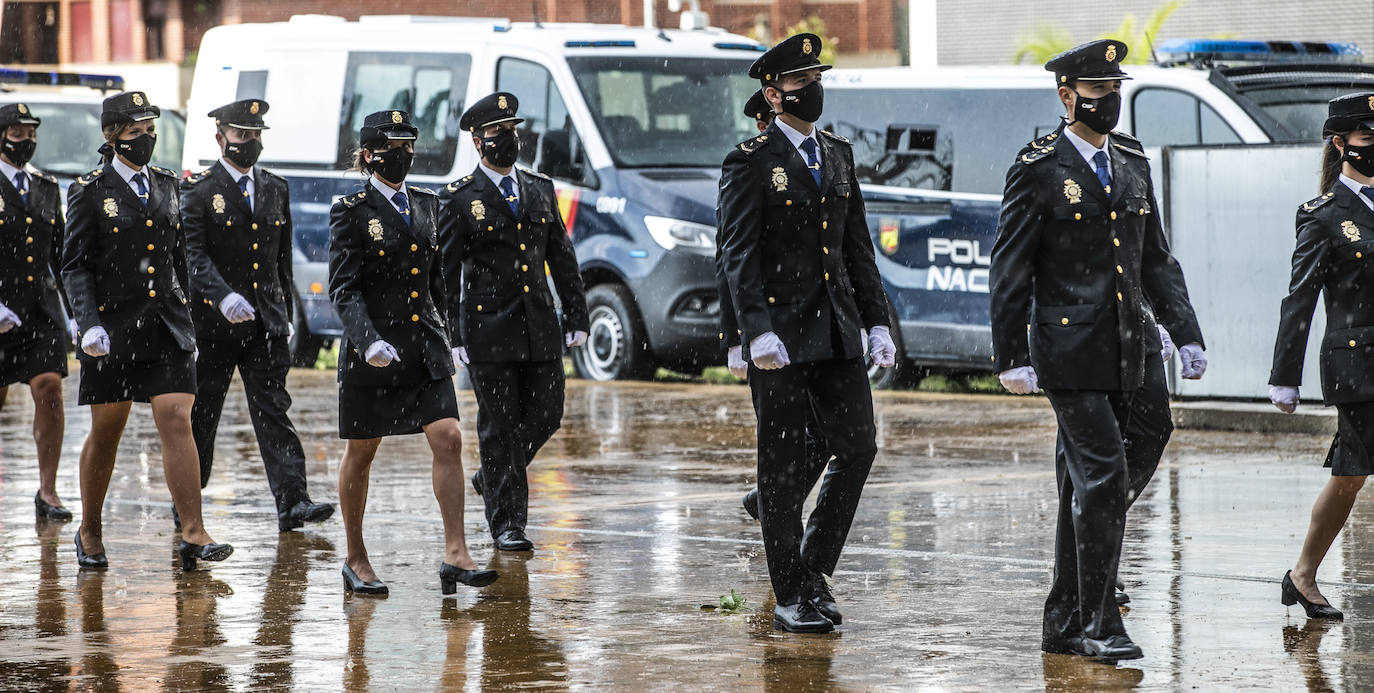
{"left": 866, "top": 323, "right": 922, "bottom": 390}
{"left": 572, "top": 284, "right": 656, "bottom": 381}
{"left": 289, "top": 306, "right": 325, "bottom": 367}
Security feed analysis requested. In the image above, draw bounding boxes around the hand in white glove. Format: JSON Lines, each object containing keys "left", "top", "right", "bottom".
{"left": 287, "top": 322, "right": 296, "bottom": 341}
{"left": 998, "top": 366, "right": 1039, "bottom": 395}
{"left": 1158, "top": 324, "right": 1176, "bottom": 362}
{"left": 81, "top": 326, "right": 110, "bottom": 358}
{"left": 0, "top": 302, "right": 21, "bottom": 333}
{"left": 565, "top": 330, "right": 588, "bottom": 348}
{"left": 452, "top": 346, "right": 469, "bottom": 366}
{"left": 68, "top": 318, "right": 79, "bottom": 346}
{"left": 726, "top": 345, "right": 748, "bottom": 379}
{"left": 1179, "top": 343, "right": 1207, "bottom": 379}
{"left": 1270, "top": 385, "right": 1299, "bottom": 414}
{"left": 868, "top": 325, "right": 896, "bottom": 368}
{"left": 219, "top": 292, "right": 256, "bottom": 324}
{"left": 364, "top": 340, "right": 399, "bottom": 367}
{"left": 749, "top": 332, "right": 790, "bottom": 370}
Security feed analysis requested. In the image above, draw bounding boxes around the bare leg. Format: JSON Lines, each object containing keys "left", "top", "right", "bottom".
{"left": 29, "top": 374, "right": 66, "bottom": 507}
{"left": 150, "top": 393, "right": 215, "bottom": 546}
{"left": 78, "top": 401, "right": 133, "bottom": 555}
{"left": 1291, "top": 474, "right": 1367, "bottom": 604}
{"left": 424, "top": 418, "right": 477, "bottom": 569}
{"left": 339, "top": 438, "right": 382, "bottom": 582}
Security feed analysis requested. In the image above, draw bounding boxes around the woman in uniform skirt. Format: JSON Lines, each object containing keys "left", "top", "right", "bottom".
{"left": 0, "top": 103, "right": 76, "bottom": 521}
{"left": 1269, "top": 92, "right": 1374, "bottom": 620}
{"left": 62, "top": 91, "right": 231, "bottom": 571}
{"left": 328, "top": 109, "right": 497, "bottom": 595}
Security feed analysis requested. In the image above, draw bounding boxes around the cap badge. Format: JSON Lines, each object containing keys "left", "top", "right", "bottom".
{"left": 367, "top": 218, "right": 384, "bottom": 241}
{"left": 132, "top": 93, "right": 144, "bottom": 106}
{"left": 1367, "top": 96, "right": 1374, "bottom": 112}
{"left": 772, "top": 167, "right": 788, "bottom": 192}
{"left": 471, "top": 199, "right": 486, "bottom": 221}
{"left": 211, "top": 193, "right": 225, "bottom": 214}
{"left": 16, "top": 104, "right": 26, "bottom": 115}
{"left": 1344, "top": 220, "right": 1361, "bottom": 242}
{"left": 390, "top": 111, "right": 402, "bottom": 124}
{"left": 497, "top": 95, "right": 508, "bottom": 110}
{"left": 1105, "top": 44, "right": 1117, "bottom": 62}
{"left": 1063, "top": 179, "right": 1082, "bottom": 204}
{"left": 250, "top": 101, "right": 260, "bottom": 115}
{"left": 802, "top": 38, "right": 814, "bottom": 55}
{"left": 103, "top": 198, "right": 118, "bottom": 218}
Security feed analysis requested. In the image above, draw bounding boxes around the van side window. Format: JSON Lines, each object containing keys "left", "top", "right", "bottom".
{"left": 496, "top": 58, "right": 590, "bottom": 186}
{"left": 1132, "top": 88, "right": 1240, "bottom": 147}
{"left": 338, "top": 51, "right": 471, "bottom": 176}
{"left": 236, "top": 71, "right": 267, "bottom": 100}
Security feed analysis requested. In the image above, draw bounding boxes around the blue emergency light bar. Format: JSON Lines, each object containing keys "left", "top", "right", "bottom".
{"left": 713, "top": 42, "right": 765, "bottom": 52}
{"left": 1156, "top": 39, "right": 1363, "bottom": 65}
{"left": 565, "top": 40, "right": 637, "bottom": 48}
{"left": 0, "top": 68, "right": 124, "bottom": 91}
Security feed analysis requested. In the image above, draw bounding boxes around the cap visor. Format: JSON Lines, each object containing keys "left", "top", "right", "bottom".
{"left": 1326, "top": 115, "right": 1374, "bottom": 134}
{"left": 477, "top": 116, "right": 524, "bottom": 130}
{"left": 778, "top": 64, "right": 833, "bottom": 76}
{"left": 15, "top": 117, "right": 39, "bottom": 125}
{"left": 130, "top": 108, "right": 160, "bottom": 121}
{"left": 226, "top": 123, "right": 269, "bottom": 130}
{"left": 1077, "top": 73, "right": 1133, "bottom": 82}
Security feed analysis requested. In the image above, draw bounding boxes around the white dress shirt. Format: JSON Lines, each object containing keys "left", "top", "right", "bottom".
{"left": 1339, "top": 173, "right": 1374, "bottom": 212}
{"left": 775, "top": 116, "right": 821, "bottom": 169}
{"left": 109, "top": 155, "right": 150, "bottom": 199}
{"left": 220, "top": 158, "right": 255, "bottom": 211}
{"left": 370, "top": 174, "right": 409, "bottom": 214}
{"left": 1062, "top": 125, "right": 1112, "bottom": 180}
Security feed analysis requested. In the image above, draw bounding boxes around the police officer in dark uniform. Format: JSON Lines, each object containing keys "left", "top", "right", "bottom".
{"left": 1270, "top": 93, "right": 1374, "bottom": 621}
{"left": 64, "top": 90, "right": 232, "bottom": 571}
{"left": 329, "top": 109, "right": 496, "bottom": 595}
{"left": 439, "top": 92, "right": 589, "bottom": 552}
{"left": 718, "top": 34, "right": 896, "bottom": 634}
{"left": 989, "top": 41, "right": 1206, "bottom": 660}
{"left": 0, "top": 103, "right": 76, "bottom": 521}
{"left": 183, "top": 99, "right": 334, "bottom": 532}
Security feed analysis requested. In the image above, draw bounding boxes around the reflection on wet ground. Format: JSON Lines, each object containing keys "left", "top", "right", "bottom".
{"left": 0, "top": 368, "right": 1368, "bottom": 690}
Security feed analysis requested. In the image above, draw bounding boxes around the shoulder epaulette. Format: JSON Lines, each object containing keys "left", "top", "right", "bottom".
{"left": 340, "top": 190, "right": 367, "bottom": 208}
{"left": 819, "top": 129, "right": 850, "bottom": 145}
{"left": 521, "top": 167, "right": 551, "bottom": 181}
{"left": 259, "top": 167, "right": 284, "bottom": 183}
{"left": 407, "top": 184, "right": 437, "bottom": 196}
{"left": 444, "top": 175, "right": 476, "bottom": 194}
{"left": 182, "top": 168, "right": 214, "bottom": 186}
{"left": 1111, "top": 139, "right": 1148, "bottom": 159}
{"left": 736, "top": 133, "right": 769, "bottom": 154}
{"left": 1301, "top": 191, "right": 1338, "bottom": 213}
{"left": 1015, "top": 132, "right": 1060, "bottom": 165}
{"left": 149, "top": 165, "right": 177, "bottom": 178}
{"left": 75, "top": 168, "right": 106, "bottom": 186}
{"left": 29, "top": 169, "right": 56, "bottom": 184}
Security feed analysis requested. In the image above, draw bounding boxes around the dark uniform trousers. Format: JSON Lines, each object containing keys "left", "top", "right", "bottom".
{"left": 718, "top": 124, "right": 890, "bottom": 605}
{"left": 182, "top": 162, "right": 308, "bottom": 512}
{"left": 439, "top": 167, "right": 589, "bottom": 537}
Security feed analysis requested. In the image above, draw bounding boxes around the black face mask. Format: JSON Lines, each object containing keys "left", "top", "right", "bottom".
{"left": 777, "top": 80, "right": 824, "bottom": 123}
{"left": 1343, "top": 140, "right": 1374, "bottom": 177}
{"left": 368, "top": 146, "right": 413, "bottom": 183}
{"left": 481, "top": 129, "right": 520, "bottom": 168}
{"left": 224, "top": 138, "right": 262, "bottom": 169}
{"left": 2, "top": 137, "right": 35, "bottom": 167}
{"left": 116, "top": 133, "right": 156, "bottom": 167}
{"left": 1070, "top": 89, "right": 1121, "bottom": 135}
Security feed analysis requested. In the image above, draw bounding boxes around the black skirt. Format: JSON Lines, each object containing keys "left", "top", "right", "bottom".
{"left": 77, "top": 346, "right": 196, "bottom": 405}
{"left": 0, "top": 329, "right": 68, "bottom": 386}
{"left": 1325, "top": 402, "right": 1374, "bottom": 476}
{"left": 338, "top": 376, "right": 458, "bottom": 439}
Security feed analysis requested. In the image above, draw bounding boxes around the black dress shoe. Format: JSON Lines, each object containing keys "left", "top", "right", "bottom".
{"left": 278, "top": 500, "right": 336, "bottom": 532}
{"left": 342, "top": 564, "right": 388, "bottom": 596}
{"left": 494, "top": 529, "right": 534, "bottom": 552}
{"left": 742, "top": 488, "right": 759, "bottom": 520}
{"left": 439, "top": 562, "right": 500, "bottom": 594}
{"left": 1071, "top": 634, "right": 1143, "bottom": 661}
{"left": 810, "top": 576, "right": 842, "bottom": 625}
{"left": 1282, "top": 570, "right": 1344, "bottom": 620}
{"left": 773, "top": 601, "right": 834, "bottom": 633}
{"left": 35, "top": 492, "right": 73, "bottom": 522}
{"left": 1041, "top": 635, "right": 1080, "bottom": 655}
{"left": 178, "top": 541, "right": 233, "bottom": 571}
{"left": 471, "top": 471, "right": 485, "bottom": 498}
{"left": 73, "top": 532, "right": 108, "bottom": 569}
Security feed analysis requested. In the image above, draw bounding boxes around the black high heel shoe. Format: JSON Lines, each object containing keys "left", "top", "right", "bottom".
{"left": 439, "top": 563, "right": 499, "bottom": 594}
{"left": 35, "top": 492, "right": 73, "bottom": 522}
{"left": 342, "top": 564, "right": 388, "bottom": 596}
{"left": 1282, "top": 570, "right": 1344, "bottom": 620}
{"left": 73, "top": 532, "right": 108, "bottom": 569}
{"left": 178, "top": 541, "right": 233, "bottom": 571}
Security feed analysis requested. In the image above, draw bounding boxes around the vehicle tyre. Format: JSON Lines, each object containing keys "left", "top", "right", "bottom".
{"left": 288, "top": 304, "right": 325, "bottom": 368}
{"left": 572, "top": 283, "right": 656, "bottom": 381}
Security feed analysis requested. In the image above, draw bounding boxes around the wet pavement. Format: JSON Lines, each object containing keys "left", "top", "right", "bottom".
{"left": 0, "top": 366, "right": 1368, "bottom": 691}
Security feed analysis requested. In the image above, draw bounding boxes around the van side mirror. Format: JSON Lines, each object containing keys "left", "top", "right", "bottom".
{"left": 538, "top": 130, "right": 584, "bottom": 183}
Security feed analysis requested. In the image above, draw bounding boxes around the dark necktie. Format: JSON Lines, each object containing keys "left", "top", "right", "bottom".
{"left": 392, "top": 190, "right": 411, "bottom": 226}
{"left": 131, "top": 172, "right": 148, "bottom": 206}
{"left": 800, "top": 138, "right": 821, "bottom": 188}
{"left": 1361, "top": 186, "right": 1374, "bottom": 208}
{"left": 13, "top": 171, "right": 27, "bottom": 206}
{"left": 1092, "top": 150, "right": 1112, "bottom": 191}
{"left": 501, "top": 176, "right": 520, "bottom": 217}
{"left": 239, "top": 175, "right": 252, "bottom": 213}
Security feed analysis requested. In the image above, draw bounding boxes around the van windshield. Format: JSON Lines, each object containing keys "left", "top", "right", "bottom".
{"left": 1242, "top": 85, "right": 1367, "bottom": 141}
{"left": 567, "top": 56, "right": 757, "bottom": 168}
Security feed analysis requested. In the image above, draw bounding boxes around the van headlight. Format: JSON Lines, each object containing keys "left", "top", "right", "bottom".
{"left": 644, "top": 216, "right": 716, "bottom": 252}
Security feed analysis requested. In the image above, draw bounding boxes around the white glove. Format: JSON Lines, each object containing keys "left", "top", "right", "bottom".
{"left": 868, "top": 325, "right": 896, "bottom": 368}
{"left": 0, "top": 302, "right": 21, "bottom": 333}
{"left": 452, "top": 346, "right": 469, "bottom": 366}
{"left": 287, "top": 323, "right": 295, "bottom": 341}
{"left": 81, "top": 326, "right": 110, "bottom": 358}
{"left": 998, "top": 366, "right": 1039, "bottom": 395}
{"left": 1158, "top": 324, "right": 1176, "bottom": 362}
{"left": 565, "top": 330, "right": 588, "bottom": 348}
{"left": 1270, "top": 385, "right": 1299, "bottom": 414}
{"left": 726, "top": 344, "right": 747, "bottom": 379}
{"left": 1179, "top": 343, "right": 1207, "bottom": 379}
{"left": 68, "top": 318, "right": 79, "bottom": 346}
{"left": 749, "top": 332, "right": 790, "bottom": 370}
{"left": 364, "top": 340, "right": 399, "bottom": 367}
{"left": 219, "top": 292, "right": 256, "bottom": 324}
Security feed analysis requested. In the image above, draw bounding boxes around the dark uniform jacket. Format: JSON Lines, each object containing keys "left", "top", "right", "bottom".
{"left": 989, "top": 126, "right": 1203, "bottom": 391}
{"left": 0, "top": 168, "right": 70, "bottom": 335}
{"left": 1270, "top": 184, "right": 1374, "bottom": 404}
{"left": 181, "top": 161, "right": 295, "bottom": 339}
{"left": 438, "top": 168, "right": 588, "bottom": 363}
{"left": 717, "top": 123, "right": 889, "bottom": 363}
{"left": 63, "top": 164, "right": 196, "bottom": 362}
{"left": 328, "top": 182, "right": 453, "bottom": 387}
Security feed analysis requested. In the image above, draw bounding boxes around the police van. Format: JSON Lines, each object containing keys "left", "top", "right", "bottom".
{"left": 185, "top": 15, "right": 770, "bottom": 372}
{"left": 823, "top": 39, "right": 1374, "bottom": 387}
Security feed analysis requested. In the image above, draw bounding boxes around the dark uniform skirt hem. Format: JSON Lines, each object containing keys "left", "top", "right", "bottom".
{"left": 1325, "top": 402, "right": 1374, "bottom": 476}
{"left": 77, "top": 350, "right": 197, "bottom": 405}
{"left": 0, "top": 331, "right": 69, "bottom": 386}
{"left": 338, "top": 377, "right": 458, "bottom": 439}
